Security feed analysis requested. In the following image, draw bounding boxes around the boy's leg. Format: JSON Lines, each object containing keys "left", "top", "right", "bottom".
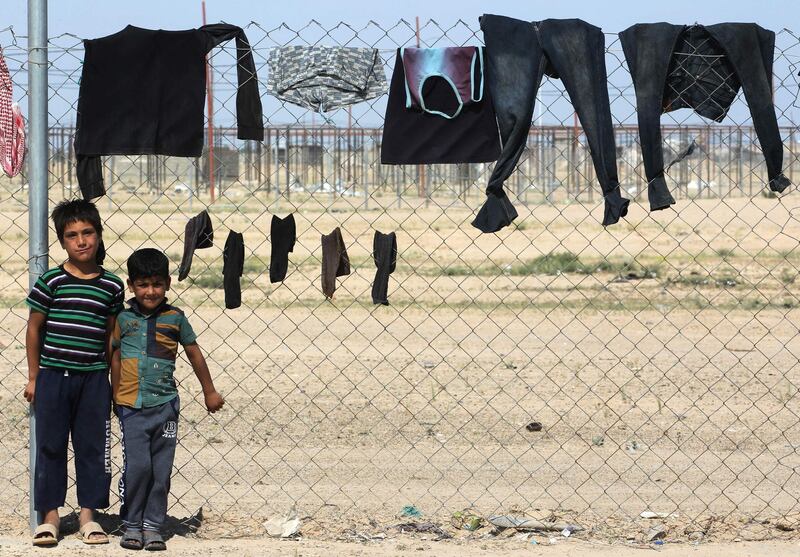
{"left": 71, "top": 370, "right": 112, "bottom": 511}
{"left": 116, "top": 404, "right": 153, "bottom": 534}
{"left": 33, "top": 368, "right": 70, "bottom": 514}
{"left": 142, "top": 397, "right": 179, "bottom": 540}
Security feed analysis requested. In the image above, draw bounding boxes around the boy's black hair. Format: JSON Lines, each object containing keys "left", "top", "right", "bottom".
{"left": 127, "top": 248, "right": 170, "bottom": 281}
{"left": 51, "top": 199, "right": 103, "bottom": 244}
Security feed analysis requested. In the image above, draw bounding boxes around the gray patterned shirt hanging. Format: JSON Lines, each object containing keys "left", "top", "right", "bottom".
{"left": 267, "top": 46, "right": 388, "bottom": 112}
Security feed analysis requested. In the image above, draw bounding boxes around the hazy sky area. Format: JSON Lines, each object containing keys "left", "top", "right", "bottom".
{"left": 3, "top": 0, "right": 800, "bottom": 129}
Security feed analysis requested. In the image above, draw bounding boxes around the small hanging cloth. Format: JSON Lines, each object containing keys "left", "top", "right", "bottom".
{"left": 320, "top": 227, "right": 350, "bottom": 299}
{"left": 270, "top": 214, "right": 296, "bottom": 284}
{"left": 371, "top": 231, "right": 397, "bottom": 305}
{"left": 178, "top": 210, "right": 214, "bottom": 281}
{"left": 0, "top": 48, "right": 25, "bottom": 177}
{"left": 223, "top": 230, "right": 244, "bottom": 309}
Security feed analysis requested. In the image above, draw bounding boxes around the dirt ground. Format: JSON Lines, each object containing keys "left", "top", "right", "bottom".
{"left": 0, "top": 192, "right": 798, "bottom": 543}
{"left": 1, "top": 535, "right": 800, "bottom": 556}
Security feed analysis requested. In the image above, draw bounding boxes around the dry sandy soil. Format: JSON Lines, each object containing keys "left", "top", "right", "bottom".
{"left": 1, "top": 534, "right": 800, "bottom": 556}
{"left": 0, "top": 191, "right": 798, "bottom": 543}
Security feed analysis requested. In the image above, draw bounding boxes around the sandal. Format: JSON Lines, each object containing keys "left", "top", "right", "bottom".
{"left": 32, "top": 522, "right": 59, "bottom": 547}
{"left": 120, "top": 528, "right": 143, "bottom": 550}
{"left": 78, "top": 520, "right": 109, "bottom": 545}
{"left": 143, "top": 530, "right": 166, "bottom": 551}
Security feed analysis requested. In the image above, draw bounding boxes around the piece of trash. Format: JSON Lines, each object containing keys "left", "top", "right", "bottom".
{"left": 561, "top": 528, "right": 571, "bottom": 538}
{"left": 401, "top": 505, "right": 422, "bottom": 518}
{"left": 654, "top": 540, "right": 665, "bottom": 546}
{"left": 645, "top": 523, "right": 667, "bottom": 542}
{"left": 641, "top": 511, "right": 671, "bottom": 519}
{"left": 549, "top": 537, "right": 558, "bottom": 544}
{"left": 530, "top": 539, "right": 538, "bottom": 545}
{"left": 488, "top": 515, "right": 582, "bottom": 533}
{"left": 515, "top": 532, "right": 530, "bottom": 541}
{"left": 394, "top": 522, "right": 452, "bottom": 540}
{"left": 451, "top": 510, "right": 482, "bottom": 531}
{"left": 263, "top": 508, "right": 301, "bottom": 538}
{"left": 421, "top": 361, "right": 435, "bottom": 369}
{"left": 592, "top": 435, "right": 605, "bottom": 446}
{"left": 525, "top": 421, "right": 543, "bottom": 432}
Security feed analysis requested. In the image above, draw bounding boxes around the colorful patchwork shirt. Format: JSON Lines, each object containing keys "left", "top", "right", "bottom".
{"left": 112, "top": 298, "right": 197, "bottom": 408}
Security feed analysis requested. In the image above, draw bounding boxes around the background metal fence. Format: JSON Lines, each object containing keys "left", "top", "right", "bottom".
{"left": 0, "top": 18, "right": 799, "bottom": 544}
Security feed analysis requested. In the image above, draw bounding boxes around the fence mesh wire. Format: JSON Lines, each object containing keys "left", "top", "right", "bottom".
{"left": 0, "top": 19, "right": 799, "bottom": 543}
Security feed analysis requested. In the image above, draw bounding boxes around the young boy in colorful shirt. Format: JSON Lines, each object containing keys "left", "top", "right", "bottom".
{"left": 110, "top": 248, "right": 224, "bottom": 551}
{"left": 25, "top": 199, "right": 125, "bottom": 546}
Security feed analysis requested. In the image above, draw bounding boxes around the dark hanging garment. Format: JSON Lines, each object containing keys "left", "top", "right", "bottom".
{"left": 619, "top": 23, "right": 791, "bottom": 206}
{"left": 74, "top": 24, "right": 264, "bottom": 199}
{"left": 381, "top": 48, "right": 501, "bottom": 164}
{"left": 269, "top": 214, "right": 296, "bottom": 284}
{"left": 320, "top": 227, "right": 350, "bottom": 299}
{"left": 371, "top": 231, "right": 397, "bottom": 306}
{"left": 178, "top": 210, "right": 214, "bottom": 282}
{"left": 475, "top": 15, "right": 628, "bottom": 233}
{"left": 223, "top": 231, "right": 244, "bottom": 309}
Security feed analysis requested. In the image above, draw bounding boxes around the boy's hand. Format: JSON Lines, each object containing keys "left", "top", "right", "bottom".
{"left": 204, "top": 391, "right": 225, "bottom": 413}
{"left": 23, "top": 380, "right": 35, "bottom": 404}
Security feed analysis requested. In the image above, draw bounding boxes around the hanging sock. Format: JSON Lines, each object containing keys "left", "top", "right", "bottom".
{"left": 371, "top": 231, "right": 397, "bottom": 306}
{"left": 223, "top": 231, "right": 244, "bottom": 309}
{"left": 0, "top": 48, "right": 25, "bottom": 178}
{"left": 178, "top": 210, "right": 214, "bottom": 282}
{"left": 269, "top": 214, "right": 296, "bottom": 284}
{"left": 320, "top": 227, "right": 350, "bottom": 299}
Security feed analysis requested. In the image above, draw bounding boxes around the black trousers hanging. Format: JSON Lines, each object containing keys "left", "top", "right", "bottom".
{"left": 474, "top": 15, "right": 629, "bottom": 233}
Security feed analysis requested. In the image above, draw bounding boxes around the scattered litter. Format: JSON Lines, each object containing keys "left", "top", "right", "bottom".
{"left": 401, "top": 505, "right": 422, "bottom": 518}
{"left": 525, "top": 421, "right": 543, "bottom": 432}
{"left": 654, "top": 540, "right": 665, "bottom": 546}
{"left": 645, "top": 523, "right": 667, "bottom": 542}
{"left": 592, "top": 435, "right": 605, "bottom": 446}
{"left": 421, "top": 361, "right": 435, "bottom": 369}
{"left": 641, "top": 511, "right": 671, "bottom": 519}
{"left": 488, "top": 515, "right": 582, "bottom": 533}
{"left": 342, "top": 530, "right": 386, "bottom": 542}
{"left": 549, "top": 537, "right": 558, "bottom": 544}
{"left": 515, "top": 532, "right": 530, "bottom": 541}
{"left": 777, "top": 521, "right": 795, "bottom": 532}
{"left": 561, "top": 528, "right": 571, "bottom": 538}
{"left": 530, "top": 539, "right": 538, "bottom": 545}
{"left": 263, "top": 508, "right": 301, "bottom": 538}
{"left": 451, "top": 510, "right": 482, "bottom": 531}
{"left": 394, "top": 522, "right": 451, "bottom": 541}
{"left": 688, "top": 531, "right": 705, "bottom": 543}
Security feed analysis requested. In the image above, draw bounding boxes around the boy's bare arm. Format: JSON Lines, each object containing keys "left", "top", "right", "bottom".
{"left": 24, "top": 311, "right": 47, "bottom": 403}
{"left": 106, "top": 315, "right": 117, "bottom": 366}
{"left": 183, "top": 342, "right": 224, "bottom": 412}
{"left": 110, "top": 347, "right": 121, "bottom": 402}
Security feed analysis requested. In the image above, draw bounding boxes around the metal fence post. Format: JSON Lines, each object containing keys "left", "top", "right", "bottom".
{"left": 27, "top": 0, "right": 49, "bottom": 534}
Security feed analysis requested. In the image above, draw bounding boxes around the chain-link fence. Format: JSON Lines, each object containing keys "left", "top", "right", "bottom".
{"left": 0, "top": 19, "right": 799, "bottom": 544}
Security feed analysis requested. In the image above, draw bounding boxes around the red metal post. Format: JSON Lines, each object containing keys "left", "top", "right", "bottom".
{"left": 202, "top": 0, "right": 215, "bottom": 201}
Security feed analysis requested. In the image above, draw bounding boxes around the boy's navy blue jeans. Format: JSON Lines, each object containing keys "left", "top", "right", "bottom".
{"left": 33, "top": 368, "right": 112, "bottom": 511}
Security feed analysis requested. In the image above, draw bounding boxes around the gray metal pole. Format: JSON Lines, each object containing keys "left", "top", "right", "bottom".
{"left": 28, "top": 0, "right": 49, "bottom": 534}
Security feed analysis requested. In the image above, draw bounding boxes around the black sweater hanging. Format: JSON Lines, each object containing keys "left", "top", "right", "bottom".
{"left": 74, "top": 24, "right": 264, "bottom": 199}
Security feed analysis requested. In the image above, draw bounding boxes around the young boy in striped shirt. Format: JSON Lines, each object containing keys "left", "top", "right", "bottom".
{"left": 24, "top": 199, "right": 124, "bottom": 546}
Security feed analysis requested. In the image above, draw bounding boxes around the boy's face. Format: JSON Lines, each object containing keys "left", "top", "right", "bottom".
{"left": 61, "top": 220, "right": 99, "bottom": 264}
{"left": 128, "top": 275, "right": 171, "bottom": 313}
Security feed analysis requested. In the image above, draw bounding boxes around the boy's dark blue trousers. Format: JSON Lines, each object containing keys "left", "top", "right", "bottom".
{"left": 33, "top": 367, "right": 112, "bottom": 511}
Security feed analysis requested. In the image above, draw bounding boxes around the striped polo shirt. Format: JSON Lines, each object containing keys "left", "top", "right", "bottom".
{"left": 26, "top": 265, "right": 125, "bottom": 372}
